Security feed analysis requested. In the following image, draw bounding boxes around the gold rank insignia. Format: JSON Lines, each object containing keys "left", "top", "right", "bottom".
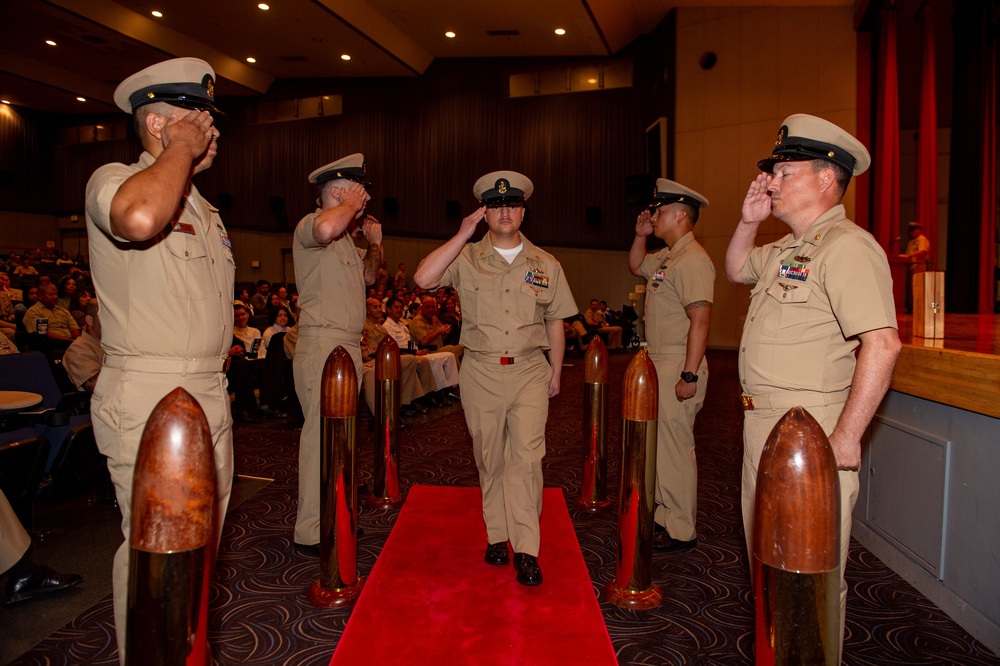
{"left": 775, "top": 125, "right": 787, "bottom": 147}
{"left": 497, "top": 180, "right": 508, "bottom": 194}
{"left": 204, "top": 75, "right": 215, "bottom": 98}
{"left": 813, "top": 233, "right": 822, "bottom": 240}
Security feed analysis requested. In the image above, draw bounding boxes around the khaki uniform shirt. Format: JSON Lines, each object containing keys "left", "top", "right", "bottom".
{"left": 85, "top": 151, "right": 235, "bottom": 360}
{"left": 23, "top": 302, "right": 80, "bottom": 339}
{"left": 738, "top": 205, "right": 896, "bottom": 395}
{"left": 639, "top": 231, "right": 715, "bottom": 349}
{"left": 361, "top": 319, "right": 386, "bottom": 363}
{"left": 63, "top": 331, "right": 105, "bottom": 389}
{"left": 409, "top": 313, "right": 445, "bottom": 348}
{"left": 293, "top": 210, "right": 365, "bottom": 337}
{"left": 440, "top": 234, "right": 577, "bottom": 354}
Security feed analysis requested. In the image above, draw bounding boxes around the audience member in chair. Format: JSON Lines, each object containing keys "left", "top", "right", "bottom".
{"left": 383, "top": 297, "right": 459, "bottom": 403}
{"left": 22, "top": 283, "right": 80, "bottom": 351}
{"left": 583, "top": 299, "right": 622, "bottom": 350}
{"left": 63, "top": 300, "right": 105, "bottom": 393}
{"left": 0, "top": 273, "right": 15, "bottom": 343}
{"left": 249, "top": 279, "right": 270, "bottom": 314}
{"left": 228, "top": 304, "right": 262, "bottom": 422}
{"left": 409, "top": 296, "right": 464, "bottom": 360}
{"left": 361, "top": 298, "right": 435, "bottom": 421}
{"left": 1, "top": 489, "right": 81, "bottom": 606}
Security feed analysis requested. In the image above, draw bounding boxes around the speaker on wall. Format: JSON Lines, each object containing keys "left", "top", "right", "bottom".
{"left": 585, "top": 206, "right": 602, "bottom": 226}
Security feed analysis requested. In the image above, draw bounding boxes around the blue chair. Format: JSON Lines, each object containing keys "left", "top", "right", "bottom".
{"left": 0, "top": 433, "right": 50, "bottom": 531}
{"left": 0, "top": 351, "right": 93, "bottom": 472}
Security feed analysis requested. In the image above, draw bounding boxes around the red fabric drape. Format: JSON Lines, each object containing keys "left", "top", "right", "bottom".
{"left": 873, "top": 8, "right": 901, "bottom": 250}
{"left": 978, "top": 40, "right": 997, "bottom": 314}
{"left": 916, "top": 4, "right": 939, "bottom": 266}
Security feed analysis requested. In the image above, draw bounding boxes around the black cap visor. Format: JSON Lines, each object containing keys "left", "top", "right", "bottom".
{"left": 757, "top": 136, "right": 856, "bottom": 174}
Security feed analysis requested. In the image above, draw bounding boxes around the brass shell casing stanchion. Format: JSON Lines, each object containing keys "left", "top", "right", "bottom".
{"left": 126, "top": 388, "right": 216, "bottom": 666}
{"left": 367, "top": 336, "right": 404, "bottom": 510}
{"left": 753, "top": 407, "right": 840, "bottom": 666}
{"left": 604, "top": 349, "right": 662, "bottom": 610}
{"left": 308, "top": 346, "right": 365, "bottom": 607}
{"left": 577, "top": 336, "right": 613, "bottom": 511}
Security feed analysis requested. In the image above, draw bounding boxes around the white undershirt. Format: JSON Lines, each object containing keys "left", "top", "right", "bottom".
{"left": 494, "top": 242, "right": 524, "bottom": 264}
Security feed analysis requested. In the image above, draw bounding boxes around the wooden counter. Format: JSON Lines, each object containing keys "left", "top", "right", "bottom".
{"left": 890, "top": 314, "right": 1000, "bottom": 419}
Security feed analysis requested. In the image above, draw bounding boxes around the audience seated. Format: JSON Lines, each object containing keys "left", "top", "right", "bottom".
{"left": 227, "top": 304, "right": 263, "bottom": 422}
{"left": 385, "top": 297, "right": 460, "bottom": 403}
{"left": 22, "top": 283, "right": 80, "bottom": 355}
{"left": 584, "top": 298, "right": 622, "bottom": 350}
{"left": 62, "top": 301, "right": 104, "bottom": 393}
{"left": 361, "top": 298, "right": 436, "bottom": 421}
{"left": 258, "top": 305, "right": 294, "bottom": 419}
{"left": 563, "top": 314, "right": 590, "bottom": 354}
{"left": 249, "top": 279, "right": 270, "bottom": 313}
{"left": 234, "top": 286, "right": 255, "bottom": 316}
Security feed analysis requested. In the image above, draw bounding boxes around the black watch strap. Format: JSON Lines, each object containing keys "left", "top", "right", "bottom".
{"left": 680, "top": 371, "right": 698, "bottom": 384}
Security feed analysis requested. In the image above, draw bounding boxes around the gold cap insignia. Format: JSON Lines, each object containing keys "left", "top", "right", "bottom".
{"left": 147, "top": 92, "right": 155, "bottom": 99}
{"left": 497, "top": 179, "right": 508, "bottom": 194}
{"left": 203, "top": 74, "right": 215, "bottom": 99}
{"left": 775, "top": 125, "right": 787, "bottom": 147}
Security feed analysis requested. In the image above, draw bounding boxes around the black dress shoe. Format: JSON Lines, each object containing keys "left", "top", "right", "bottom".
{"left": 400, "top": 405, "right": 419, "bottom": 417}
{"left": 513, "top": 553, "right": 542, "bottom": 586}
{"left": 399, "top": 419, "right": 414, "bottom": 430}
{"left": 4, "top": 565, "right": 82, "bottom": 605}
{"left": 444, "top": 389, "right": 461, "bottom": 401}
{"left": 294, "top": 542, "right": 320, "bottom": 557}
{"left": 421, "top": 395, "right": 444, "bottom": 408}
{"left": 484, "top": 541, "right": 509, "bottom": 565}
{"left": 236, "top": 409, "right": 262, "bottom": 423}
{"left": 653, "top": 532, "right": 697, "bottom": 553}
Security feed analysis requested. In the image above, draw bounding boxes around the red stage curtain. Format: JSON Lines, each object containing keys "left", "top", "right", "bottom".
{"left": 916, "top": 3, "right": 939, "bottom": 267}
{"left": 979, "top": 39, "right": 997, "bottom": 314}
{"left": 873, "top": 7, "right": 900, "bottom": 250}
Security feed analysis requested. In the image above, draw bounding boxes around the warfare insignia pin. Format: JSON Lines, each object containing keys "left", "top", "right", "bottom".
{"left": 793, "top": 255, "right": 811, "bottom": 263}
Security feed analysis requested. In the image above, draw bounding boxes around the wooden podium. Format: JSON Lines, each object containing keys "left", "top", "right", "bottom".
{"left": 913, "top": 271, "right": 945, "bottom": 338}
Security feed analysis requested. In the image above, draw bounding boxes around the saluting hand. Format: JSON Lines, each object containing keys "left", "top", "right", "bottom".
{"left": 341, "top": 182, "right": 370, "bottom": 218}
{"left": 161, "top": 110, "right": 215, "bottom": 161}
{"left": 460, "top": 206, "right": 487, "bottom": 238}
{"left": 740, "top": 173, "right": 773, "bottom": 226}
{"left": 362, "top": 215, "right": 382, "bottom": 244}
{"left": 635, "top": 210, "right": 654, "bottom": 237}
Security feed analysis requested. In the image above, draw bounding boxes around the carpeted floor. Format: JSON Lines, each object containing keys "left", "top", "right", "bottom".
{"left": 8, "top": 349, "right": 1000, "bottom": 665}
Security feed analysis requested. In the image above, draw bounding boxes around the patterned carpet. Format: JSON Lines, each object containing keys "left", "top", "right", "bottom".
{"left": 11, "top": 350, "right": 999, "bottom": 665}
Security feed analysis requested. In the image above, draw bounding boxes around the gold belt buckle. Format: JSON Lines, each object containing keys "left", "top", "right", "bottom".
{"left": 741, "top": 394, "right": 755, "bottom": 411}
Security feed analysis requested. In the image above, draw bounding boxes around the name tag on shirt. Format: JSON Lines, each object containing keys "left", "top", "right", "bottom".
{"left": 172, "top": 222, "right": 196, "bottom": 235}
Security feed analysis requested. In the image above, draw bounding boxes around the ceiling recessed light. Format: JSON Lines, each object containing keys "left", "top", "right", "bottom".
{"left": 45, "top": 40, "right": 57, "bottom": 46}
{"left": 445, "top": 31, "right": 456, "bottom": 39}
{"left": 340, "top": 54, "right": 351, "bottom": 61}
{"left": 554, "top": 28, "right": 566, "bottom": 36}
{"left": 587, "top": 78, "right": 597, "bottom": 84}
{"left": 258, "top": 3, "right": 269, "bottom": 9}
{"left": 76, "top": 97, "right": 86, "bottom": 102}
{"left": 96, "top": 125, "right": 104, "bottom": 129}
{"left": 151, "top": 10, "right": 162, "bottom": 18}
{"left": 246, "top": 57, "right": 256, "bottom": 63}
{"left": 1, "top": 100, "right": 10, "bottom": 105}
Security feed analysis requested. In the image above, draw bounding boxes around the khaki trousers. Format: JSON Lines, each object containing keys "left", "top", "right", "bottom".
{"left": 292, "top": 330, "right": 362, "bottom": 546}
{"left": 741, "top": 399, "right": 859, "bottom": 663}
{"left": 92, "top": 364, "right": 233, "bottom": 665}
{"left": 648, "top": 349, "right": 707, "bottom": 542}
{"left": 460, "top": 351, "right": 551, "bottom": 556}
{"left": 0, "top": 489, "right": 30, "bottom": 573}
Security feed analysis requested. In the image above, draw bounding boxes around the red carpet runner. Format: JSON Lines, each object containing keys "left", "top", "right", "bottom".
{"left": 331, "top": 485, "right": 617, "bottom": 665}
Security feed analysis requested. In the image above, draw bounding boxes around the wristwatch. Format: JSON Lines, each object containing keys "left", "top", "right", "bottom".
{"left": 680, "top": 371, "right": 698, "bottom": 384}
